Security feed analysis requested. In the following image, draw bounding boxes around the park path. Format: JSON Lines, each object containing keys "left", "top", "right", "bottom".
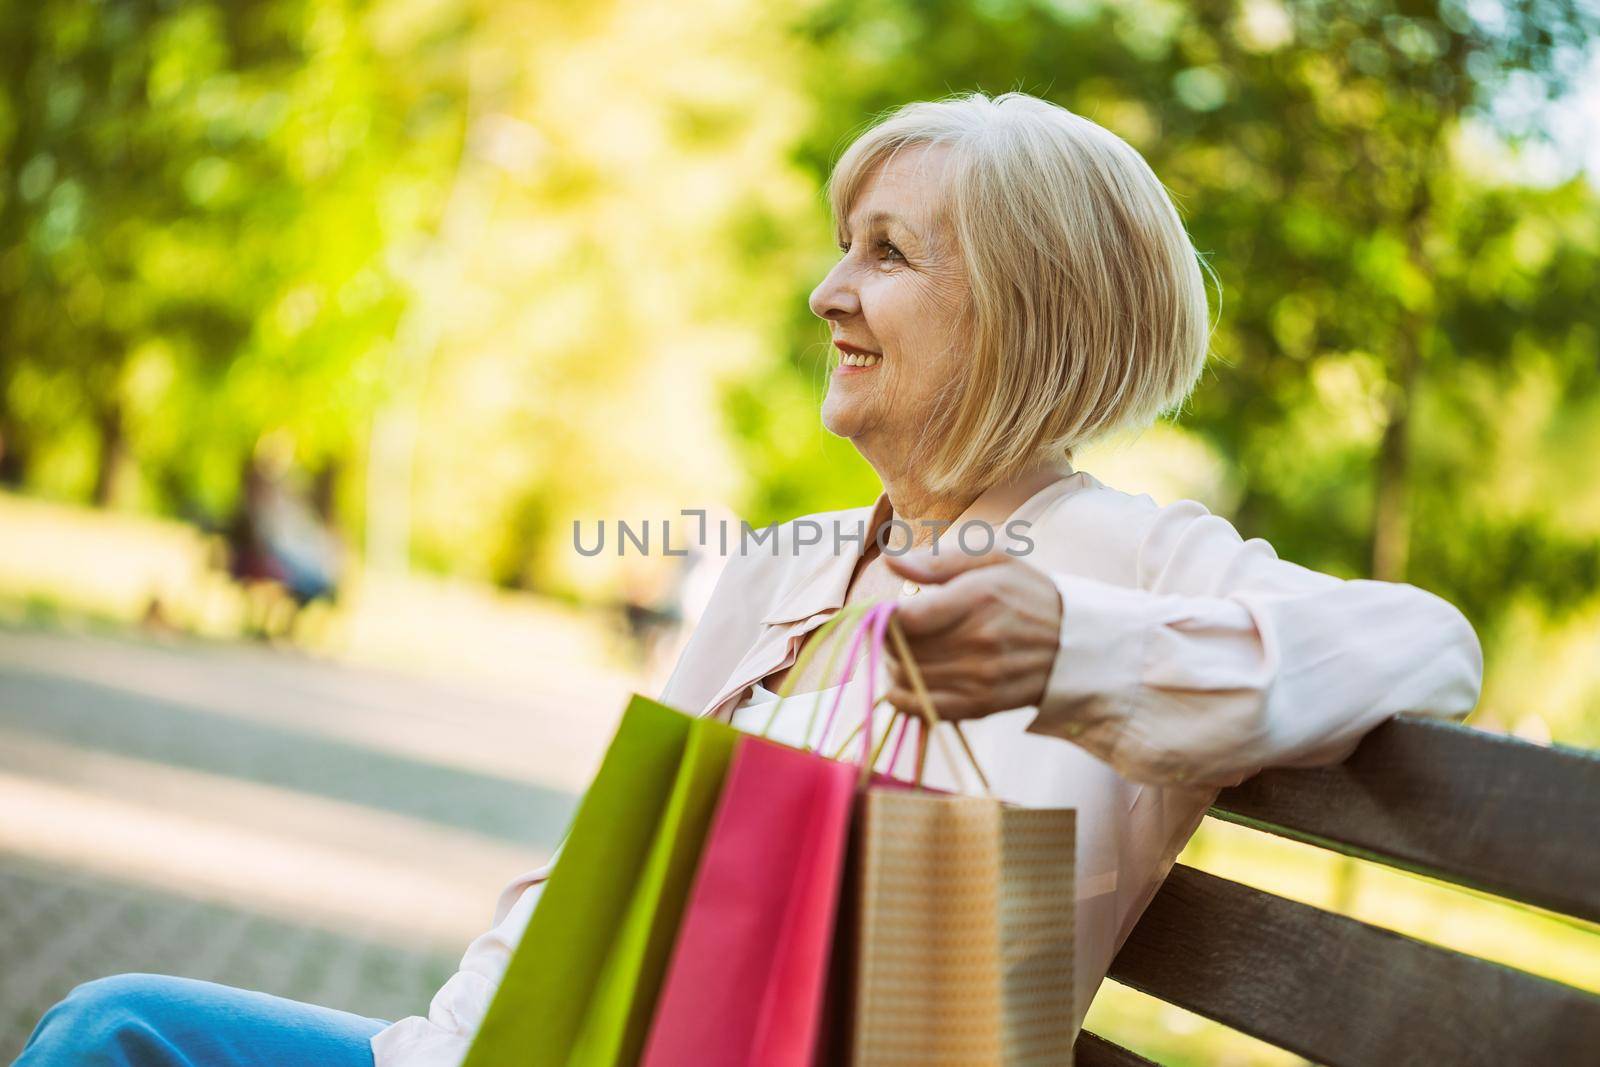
{"left": 0, "top": 622, "right": 637, "bottom": 1060}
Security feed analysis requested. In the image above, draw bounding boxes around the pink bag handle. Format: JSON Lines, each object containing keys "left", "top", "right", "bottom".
{"left": 862, "top": 606, "right": 924, "bottom": 779}
{"left": 814, "top": 602, "right": 909, "bottom": 775}
{"left": 813, "top": 600, "right": 893, "bottom": 769}
{"left": 819, "top": 600, "right": 992, "bottom": 793}
{"left": 756, "top": 602, "right": 870, "bottom": 740}
{"left": 756, "top": 600, "right": 900, "bottom": 771}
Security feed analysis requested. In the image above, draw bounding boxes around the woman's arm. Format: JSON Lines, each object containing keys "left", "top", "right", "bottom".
{"left": 370, "top": 862, "right": 550, "bottom": 1062}
{"left": 886, "top": 497, "right": 1484, "bottom": 790}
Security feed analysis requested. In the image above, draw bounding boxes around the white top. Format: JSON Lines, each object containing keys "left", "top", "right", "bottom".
{"left": 369, "top": 469, "right": 1483, "bottom": 1065}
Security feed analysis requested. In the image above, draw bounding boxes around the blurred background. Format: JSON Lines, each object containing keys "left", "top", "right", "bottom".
{"left": 1, "top": 0, "right": 1597, "bottom": 1062}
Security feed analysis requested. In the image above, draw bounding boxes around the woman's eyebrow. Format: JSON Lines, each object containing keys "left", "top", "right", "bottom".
{"left": 851, "top": 208, "right": 924, "bottom": 242}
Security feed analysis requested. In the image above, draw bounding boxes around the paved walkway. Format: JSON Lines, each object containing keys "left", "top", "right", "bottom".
{"left": 0, "top": 857, "right": 456, "bottom": 1054}
{"left": 0, "top": 622, "right": 636, "bottom": 1060}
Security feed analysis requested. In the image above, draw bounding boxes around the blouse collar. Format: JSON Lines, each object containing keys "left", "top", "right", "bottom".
{"left": 758, "top": 457, "right": 1079, "bottom": 627}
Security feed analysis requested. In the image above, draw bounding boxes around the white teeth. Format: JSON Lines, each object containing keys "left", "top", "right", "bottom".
{"left": 841, "top": 352, "right": 882, "bottom": 367}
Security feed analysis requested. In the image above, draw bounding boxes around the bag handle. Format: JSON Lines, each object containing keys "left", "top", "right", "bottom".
{"left": 756, "top": 601, "right": 871, "bottom": 740}
{"left": 766, "top": 599, "right": 896, "bottom": 774}
{"left": 813, "top": 599, "right": 890, "bottom": 758}
{"left": 765, "top": 600, "right": 909, "bottom": 782}
{"left": 819, "top": 599, "right": 993, "bottom": 794}
{"left": 759, "top": 597, "right": 993, "bottom": 796}
{"left": 887, "top": 612, "right": 993, "bottom": 795}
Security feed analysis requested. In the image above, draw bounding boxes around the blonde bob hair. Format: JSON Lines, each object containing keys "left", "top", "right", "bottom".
{"left": 826, "top": 91, "right": 1214, "bottom": 493}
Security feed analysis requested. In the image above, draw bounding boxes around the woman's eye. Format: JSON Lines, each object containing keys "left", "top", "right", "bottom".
{"left": 836, "top": 238, "right": 903, "bottom": 261}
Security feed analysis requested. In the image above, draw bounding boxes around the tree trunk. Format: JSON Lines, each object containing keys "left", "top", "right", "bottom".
{"left": 1370, "top": 186, "right": 1435, "bottom": 584}
{"left": 91, "top": 402, "right": 125, "bottom": 508}
{"left": 1371, "top": 335, "right": 1420, "bottom": 582}
{"left": 0, "top": 418, "right": 26, "bottom": 486}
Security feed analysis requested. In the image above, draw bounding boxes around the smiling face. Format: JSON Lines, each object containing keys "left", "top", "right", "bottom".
{"left": 809, "top": 142, "right": 973, "bottom": 482}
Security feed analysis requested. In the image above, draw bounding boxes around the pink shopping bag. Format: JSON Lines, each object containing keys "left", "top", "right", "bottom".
{"left": 640, "top": 735, "right": 855, "bottom": 1067}
{"left": 640, "top": 605, "right": 895, "bottom": 1067}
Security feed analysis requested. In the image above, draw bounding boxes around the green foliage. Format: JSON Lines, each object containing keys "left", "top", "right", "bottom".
{"left": 2, "top": 0, "right": 1598, "bottom": 701}
{"left": 0, "top": 0, "right": 463, "bottom": 523}
{"left": 749, "top": 0, "right": 1600, "bottom": 649}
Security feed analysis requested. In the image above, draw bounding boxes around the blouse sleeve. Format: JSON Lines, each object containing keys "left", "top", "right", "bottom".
{"left": 1028, "top": 497, "right": 1484, "bottom": 789}
{"left": 368, "top": 861, "right": 554, "bottom": 1064}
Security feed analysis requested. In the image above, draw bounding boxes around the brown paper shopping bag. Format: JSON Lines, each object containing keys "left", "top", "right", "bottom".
{"left": 842, "top": 611, "right": 1076, "bottom": 1066}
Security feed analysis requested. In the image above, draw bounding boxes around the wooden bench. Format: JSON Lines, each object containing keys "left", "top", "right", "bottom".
{"left": 1072, "top": 714, "right": 1600, "bottom": 1066}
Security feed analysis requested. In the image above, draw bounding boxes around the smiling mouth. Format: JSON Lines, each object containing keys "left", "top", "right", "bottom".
{"left": 837, "top": 351, "right": 882, "bottom": 368}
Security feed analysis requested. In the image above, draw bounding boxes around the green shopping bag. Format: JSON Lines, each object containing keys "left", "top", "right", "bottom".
{"left": 463, "top": 695, "right": 739, "bottom": 1067}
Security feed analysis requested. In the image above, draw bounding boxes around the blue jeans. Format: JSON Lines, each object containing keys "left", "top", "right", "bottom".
{"left": 15, "top": 973, "right": 390, "bottom": 1066}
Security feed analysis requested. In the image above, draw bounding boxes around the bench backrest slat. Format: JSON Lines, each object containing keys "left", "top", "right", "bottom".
{"left": 1104, "top": 863, "right": 1600, "bottom": 1066}
{"left": 1072, "top": 1031, "right": 1158, "bottom": 1066}
{"left": 1210, "top": 715, "right": 1600, "bottom": 922}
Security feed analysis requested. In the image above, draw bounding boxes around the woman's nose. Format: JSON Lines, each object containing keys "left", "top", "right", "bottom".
{"left": 809, "top": 262, "right": 860, "bottom": 321}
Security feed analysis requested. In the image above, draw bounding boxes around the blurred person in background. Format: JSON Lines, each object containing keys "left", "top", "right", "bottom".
{"left": 223, "top": 445, "right": 344, "bottom": 641}
{"left": 617, "top": 506, "right": 736, "bottom": 691}
{"left": 617, "top": 552, "right": 688, "bottom": 683}
{"left": 18, "top": 91, "right": 1482, "bottom": 1066}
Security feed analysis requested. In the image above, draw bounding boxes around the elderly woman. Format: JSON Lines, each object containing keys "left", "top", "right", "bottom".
{"left": 20, "top": 91, "right": 1482, "bottom": 1066}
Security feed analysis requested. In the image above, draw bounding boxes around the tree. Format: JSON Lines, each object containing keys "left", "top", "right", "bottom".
{"left": 749, "top": 0, "right": 1600, "bottom": 647}
{"left": 0, "top": 0, "right": 454, "bottom": 526}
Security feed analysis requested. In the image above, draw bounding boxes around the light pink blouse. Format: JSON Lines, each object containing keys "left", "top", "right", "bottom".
{"left": 371, "top": 465, "right": 1483, "bottom": 1064}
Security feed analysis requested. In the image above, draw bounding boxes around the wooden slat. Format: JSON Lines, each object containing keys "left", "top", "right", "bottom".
{"left": 1073, "top": 1031, "right": 1159, "bottom": 1066}
{"left": 1211, "top": 714, "right": 1600, "bottom": 922}
{"left": 1108, "top": 864, "right": 1600, "bottom": 1066}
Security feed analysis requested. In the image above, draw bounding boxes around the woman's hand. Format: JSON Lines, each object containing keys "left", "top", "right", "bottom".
{"left": 881, "top": 549, "right": 1063, "bottom": 720}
